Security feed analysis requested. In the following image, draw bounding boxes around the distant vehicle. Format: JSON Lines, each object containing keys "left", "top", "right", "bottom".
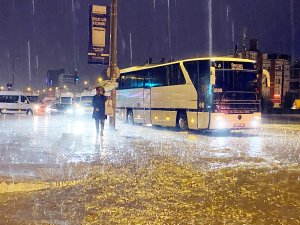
{"left": 26, "top": 94, "right": 39, "bottom": 103}
{"left": 291, "top": 99, "right": 300, "bottom": 109}
{"left": 117, "top": 57, "right": 263, "bottom": 130}
{"left": 80, "top": 89, "right": 95, "bottom": 103}
{"left": 46, "top": 103, "right": 74, "bottom": 115}
{"left": 0, "top": 91, "right": 34, "bottom": 115}
{"left": 74, "top": 93, "right": 81, "bottom": 104}
{"left": 25, "top": 93, "right": 44, "bottom": 115}
{"left": 74, "top": 101, "right": 93, "bottom": 115}
{"left": 59, "top": 92, "right": 73, "bottom": 104}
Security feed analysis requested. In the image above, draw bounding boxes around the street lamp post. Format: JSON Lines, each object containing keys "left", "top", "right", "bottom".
{"left": 109, "top": 0, "right": 118, "bottom": 129}
{"left": 12, "top": 56, "right": 21, "bottom": 89}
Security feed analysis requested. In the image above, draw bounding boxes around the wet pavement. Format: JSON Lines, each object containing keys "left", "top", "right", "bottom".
{"left": 0, "top": 114, "right": 299, "bottom": 224}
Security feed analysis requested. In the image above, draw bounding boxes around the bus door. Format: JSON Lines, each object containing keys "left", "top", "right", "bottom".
{"left": 143, "top": 87, "right": 151, "bottom": 124}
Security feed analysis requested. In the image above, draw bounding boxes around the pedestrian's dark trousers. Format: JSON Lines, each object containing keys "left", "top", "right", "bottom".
{"left": 95, "top": 119, "right": 105, "bottom": 135}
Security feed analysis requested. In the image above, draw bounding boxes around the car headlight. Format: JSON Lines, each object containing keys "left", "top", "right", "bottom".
{"left": 66, "top": 109, "right": 73, "bottom": 114}
{"left": 76, "top": 107, "right": 84, "bottom": 114}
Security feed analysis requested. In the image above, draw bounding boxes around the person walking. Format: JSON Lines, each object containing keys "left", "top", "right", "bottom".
{"left": 92, "top": 86, "right": 108, "bottom": 136}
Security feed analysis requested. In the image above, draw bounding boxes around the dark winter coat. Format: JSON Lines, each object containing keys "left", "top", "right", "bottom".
{"left": 92, "top": 94, "right": 107, "bottom": 120}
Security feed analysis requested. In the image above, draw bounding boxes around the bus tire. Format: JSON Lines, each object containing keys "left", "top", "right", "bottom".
{"left": 127, "top": 109, "right": 134, "bottom": 124}
{"left": 176, "top": 111, "right": 188, "bottom": 131}
{"left": 26, "top": 109, "right": 33, "bottom": 116}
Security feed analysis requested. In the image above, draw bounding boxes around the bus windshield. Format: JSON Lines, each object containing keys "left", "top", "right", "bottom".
{"left": 215, "top": 70, "right": 258, "bottom": 92}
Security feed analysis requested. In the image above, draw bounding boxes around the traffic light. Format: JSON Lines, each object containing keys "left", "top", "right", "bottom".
{"left": 74, "top": 70, "right": 80, "bottom": 81}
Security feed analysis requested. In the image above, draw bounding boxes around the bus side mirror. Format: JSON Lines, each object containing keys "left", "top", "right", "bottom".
{"left": 210, "top": 67, "right": 216, "bottom": 86}
{"left": 263, "top": 69, "right": 270, "bottom": 88}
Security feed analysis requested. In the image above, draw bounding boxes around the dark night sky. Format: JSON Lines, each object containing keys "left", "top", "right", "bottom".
{"left": 0, "top": 0, "right": 299, "bottom": 89}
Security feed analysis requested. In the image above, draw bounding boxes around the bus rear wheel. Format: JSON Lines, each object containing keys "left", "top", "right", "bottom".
{"left": 127, "top": 109, "right": 134, "bottom": 124}
{"left": 176, "top": 111, "right": 188, "bottom": 131}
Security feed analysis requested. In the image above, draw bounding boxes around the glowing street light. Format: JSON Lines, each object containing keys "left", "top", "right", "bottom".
{"left": 0, "top": 86, "right": 4, "bottom": 91}
{"left": 84, "top": 80, "right": 88, "bottom": 85}
{"left": 27, "top": 87, "right": 31, "bottom": 92}
{"left": 98, "top": 77, "right": 103, "bottom": 83}
{"left": 63, "top": 85, "right": 67, "bottom": 89}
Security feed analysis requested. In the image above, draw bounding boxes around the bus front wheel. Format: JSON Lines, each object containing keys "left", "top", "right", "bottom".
{"left": 127, "top": 110, "right": 134, "bottom": 124}
{"left": 177, "top": 111, "right": 188, "bottom": 131}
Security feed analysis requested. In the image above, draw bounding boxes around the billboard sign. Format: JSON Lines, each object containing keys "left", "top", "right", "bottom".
{"left": 88, "top": 5, "right": 110, "bottom": 65}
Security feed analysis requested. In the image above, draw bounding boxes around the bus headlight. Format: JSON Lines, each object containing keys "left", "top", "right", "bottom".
{"left": 216, "top": 116, "right": 226, "bottom": 129}
{"left": 251, "top": 116, "right": 261, "bottom": 127}
{"left": 254, "top": 116, "right": 261, "bottom": 121}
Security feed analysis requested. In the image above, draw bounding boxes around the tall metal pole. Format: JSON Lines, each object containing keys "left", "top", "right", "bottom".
{"left": 12, "top": 57, "right": 15, "bottom": 88}
{"left": 109, "top": 0, "right": 118, "bottom": 129}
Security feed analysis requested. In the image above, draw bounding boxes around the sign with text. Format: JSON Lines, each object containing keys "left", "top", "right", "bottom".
{"left": 88, "top": 5, "right": 110, "bottom": 65}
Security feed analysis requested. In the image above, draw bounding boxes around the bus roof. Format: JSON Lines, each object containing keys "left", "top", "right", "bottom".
{"left": 120, "top": 57, "right": 256, "bottom": 73}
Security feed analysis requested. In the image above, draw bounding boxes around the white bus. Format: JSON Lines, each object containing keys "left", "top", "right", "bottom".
{"left": 116, "top": 57, "right": 261, "bottom": 130}
{"left": 0, "top": 91, "right": 34, "bottom": 115}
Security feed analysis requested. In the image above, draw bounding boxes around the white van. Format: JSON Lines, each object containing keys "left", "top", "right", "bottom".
{"left": 0, "top": 91, "right": 34, "bottom": 115}
{"left": 59, "top": 92, "right": 73, "bottom": 104}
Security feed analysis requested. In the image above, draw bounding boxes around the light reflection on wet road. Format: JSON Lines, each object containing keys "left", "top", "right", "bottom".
{"left": 0, "top": 114, "right": 299, "bottom": 224}
{"left": 0, "top": 114, "right": 299, "bottom": 180}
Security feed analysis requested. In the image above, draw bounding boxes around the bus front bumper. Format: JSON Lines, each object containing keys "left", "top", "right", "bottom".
{"left": 209, "top": 112, "right": 261, "bottom": 130}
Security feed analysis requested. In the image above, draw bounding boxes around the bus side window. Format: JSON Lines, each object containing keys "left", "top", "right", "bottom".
{"left": 168, "top": 64, "right": 185, "bottom": 85}
{"left": 124, "top": 73, "right": 138, "bottom": 89}
{"left": 119, "top": 75, "right": 125, "bottom": 89}
{"left": 152, "top": 67, "right": 167, "bottom": 87}
{"left": 136, "top": 71, "right": 144, "bottom": 88}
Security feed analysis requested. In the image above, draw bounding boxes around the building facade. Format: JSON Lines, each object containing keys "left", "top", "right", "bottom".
{"left": 235, "top": 40, "right": 291, "bottom": 108}
{"left": 46, "top": 68, "right": 65, "bottom": 87}
{"left": 290, "top": 62, "right": 300, "bottom": 99}
{"left": 58, "top": 74, "right": 76, "bottom": 88}
{"left": 261, "top": 54, "right": 290, "bottom": 108}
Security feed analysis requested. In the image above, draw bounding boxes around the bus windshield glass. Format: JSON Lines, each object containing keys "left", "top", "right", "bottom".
{"left": 215, "top": 70, "right": 258, "bottom": 92}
